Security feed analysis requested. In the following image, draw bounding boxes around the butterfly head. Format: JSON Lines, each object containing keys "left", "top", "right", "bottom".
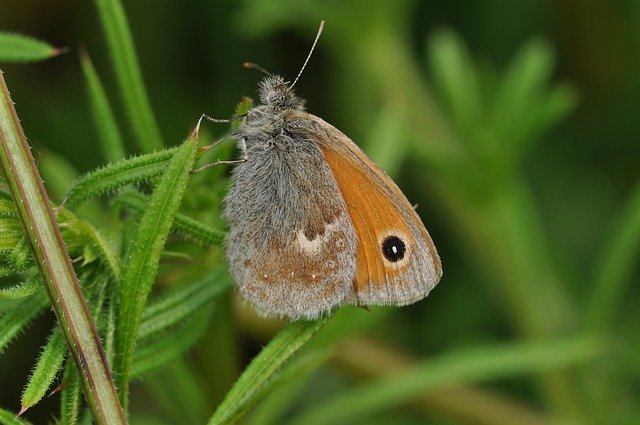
{"left": 258, "top": 76, "right": 306, "bottom": 112}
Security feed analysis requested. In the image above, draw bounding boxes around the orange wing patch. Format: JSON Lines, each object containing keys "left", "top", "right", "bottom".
{"left": 321, "top": 146, "right": 414, "bottom": 294}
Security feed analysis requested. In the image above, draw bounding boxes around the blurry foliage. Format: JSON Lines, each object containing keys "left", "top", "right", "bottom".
{"left": 0, "top": 0, "right": 639, "bottom": 424}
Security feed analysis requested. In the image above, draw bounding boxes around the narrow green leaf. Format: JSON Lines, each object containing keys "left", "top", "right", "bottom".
{"left": 0, "top": 33, "right": 64, "bottom": 63}
{"left": 93, "top": 0, "right": 164, "bottom": 152}
{"left": 0, "top": 266, "right": 16, "bottom": 278}
{"left": 0, "top": 292, "right": 48, "bottom": 354}
{"left": 0, "top": 196, "right": 17, "bottom": 216}
{"left": 115, "top": 192, "right": 226, "bottom": 247}
{"left": 132, "top": 308, "right": 211, "bottom": 379}
{"left": 103, "top": 293, "right": 117, "bottom": 366}
{"left": 63, "top": 148, "right": 177, "bottom": 210}
{"left": 0, "top": 232, "right": 22, "bottom": 253}
{"left": 0, "top": 408, "right": 31, "bottom": 425}
{"left": 289, "top": 334, "right": 603, "bottom": 425}
{"left": 491, "top": 38, "right": 554, "bottom": 150}
{"left": 21, "top": 327, "right": 68, "bottom": 410}
{"left": 145, "top": 359, "right": 211, "bottom": 425}
{"left": 58, "top": 210, "right": 122, "bottom": 283}
{"left": 80, "top": 50, "right": 126, "bottom": 162}
{"left": 248, "top": 350, "right": 333, "bottom": 425}
{"left": 207, "top": 318, "right": 330, "bottom": 425}
{"left": 588, "top": 178, "right": 640, "bottom": 328}
{"left": 138, "top": 265, "right": 231, "bottom": 340}
{"left": 428, "top": 28, "right": 482, "bottom": 139}
{"left": 7, "top": 238, "right": 31, "bottom": 270}
{"left": 114, "top": 137, "right": 198, "bottom": 408}
{"left": 60, "top": 360, "right": 83, "bottom": 425}
{"left": 0, "top": 275, "right": 41, "bottom": 299}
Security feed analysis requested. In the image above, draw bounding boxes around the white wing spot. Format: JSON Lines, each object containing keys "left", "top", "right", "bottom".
{"left": 296, "top": 217, "right": 342, "bottom": 254}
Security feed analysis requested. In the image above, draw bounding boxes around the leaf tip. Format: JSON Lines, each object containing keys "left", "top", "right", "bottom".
{"left": 51, "top": 46, "right": 71, "bottom": 58}
{"left": 17, "top": 404, "right": 28, "bottom": 417}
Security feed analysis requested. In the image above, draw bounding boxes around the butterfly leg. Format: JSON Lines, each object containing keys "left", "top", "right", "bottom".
{"left": 191, "top": 136, "right": 247, "bottom": 174}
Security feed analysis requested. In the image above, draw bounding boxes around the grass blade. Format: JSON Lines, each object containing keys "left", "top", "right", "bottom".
{"left": 93, "top": 0, "right": 163, "bottom": 152}
{"left": 289, "top": 334, "right": 602, "bottom": 425}
{"left": 0, "top": 33, "right": 65, "bottom": 63}
{"left": 79, "top": 50, "right": 126, "bottom": 162}
{"left": 207, "top": 318, "right": 330, "bottom": 425}
{"left": 113, "top": 136, "right": 198, "bottom": 409}
{"left": 0, "top": 71, "right": 125, "bottom": 424}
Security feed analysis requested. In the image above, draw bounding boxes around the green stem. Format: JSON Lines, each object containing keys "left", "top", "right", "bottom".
{"left": 0, "top": 70, "right": 125, "bottom": 424}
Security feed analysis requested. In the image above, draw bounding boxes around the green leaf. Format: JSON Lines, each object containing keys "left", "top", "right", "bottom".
{"left": 63, "top": 147, "right": 178, "bottom": 210}
{"left": 207, "top": 318, "right": 330, "bottom": 425}
{"left": 58, "top": 210, "right": 122, "bottom": 283}
{"left": 289, "top": 334, "right": 603, "bottom": 425}
{"left": 132, "top": 307, "right": 211, "bottom": 379}
{"left": 114, "top": 136, "right": 198, "bottom": 408}
{"left": 144, "top": 359, "right": 211, "bottom": 425}
{"left": 490, "top": 38, "right": 561, "bottom": 157}
{"left": 138, "top": 265, "right": 231, "bottom": 340}
{"left": 102, "top": 293, "right": 117, "bottom": 366}
{"left": 248, "top": 350, "right": 333, "bottom": 425}
{"left": 0, "top": 196, "right": 17, "bottom": 216}
{"left": 21, "top": 327, "right": 68, "bottom": 410}
{"left": 115, "top": 192, "right": 226, "bottom": 247}
{"left": 0, "top": 33, "right": 64, "bottom": 63}
{"left": 60, "top": 360, "right": 83, "bottom": 425}
{"left": 93, "top": 0, "right": 164, "bottom": 152}
{"left": 428, "top": 28, "right": 482, "bottom": 140}
{"left": 0, "top": 275, "right": 41, "bottom": 299}
{"left": 0, "top": 292, "right": 48, "bottom": 355}
{"left": 80, "top": 50, "right": 126, "bottom": 162}
{"left": 7, "top": 238, "right": 31, "bottom": 270}
{"left": 0, "top": 408, "right": 31, "bottom": 425}
{"left": 588, "top": 178, "right": 640, "bottom": 329}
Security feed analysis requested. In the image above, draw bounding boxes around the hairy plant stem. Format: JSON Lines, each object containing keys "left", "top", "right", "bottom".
{"left": 0, "top": 70, "right": 125, "bottom": 424}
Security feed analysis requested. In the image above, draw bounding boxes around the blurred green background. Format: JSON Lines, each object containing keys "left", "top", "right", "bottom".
{"left": 1, "top": 0, "right": 640, "bottom": 424}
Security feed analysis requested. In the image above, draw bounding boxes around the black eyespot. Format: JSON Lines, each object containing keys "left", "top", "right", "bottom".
{"left": 382, "top": 236, "right": 406, "bottom": 262}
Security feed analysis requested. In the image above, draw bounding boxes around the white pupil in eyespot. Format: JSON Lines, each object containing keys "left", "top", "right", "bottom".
{"left": 382, "top": 235, "right": 406, "bottom": 262}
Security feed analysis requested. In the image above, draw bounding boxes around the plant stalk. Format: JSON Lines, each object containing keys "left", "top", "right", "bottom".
{"left": 0, "top": 70, "right": 125, "bottom": 424}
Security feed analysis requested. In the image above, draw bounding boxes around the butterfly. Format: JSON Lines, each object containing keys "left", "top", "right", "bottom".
{"left": 201, "top": 21, "right": 442, "bottom": 320}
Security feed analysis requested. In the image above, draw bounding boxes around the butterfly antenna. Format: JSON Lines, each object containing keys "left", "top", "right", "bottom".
{"left": 290, "top": 20, "right": 325, "bottom": 89}
{"left": 243, "top": 62, "right": 272, "bottom": 76}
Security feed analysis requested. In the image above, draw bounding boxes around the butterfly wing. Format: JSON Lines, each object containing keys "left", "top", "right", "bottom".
{"left": 224, "top": 135, "right": 358, "bottom": 319}
{"left": 310, "top": 115, "right": 442, "bottom": 306}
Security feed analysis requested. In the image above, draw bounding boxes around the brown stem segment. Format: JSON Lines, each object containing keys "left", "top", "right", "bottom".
{"left": 0, "top": 70, "right": 126, "bottom": 424}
